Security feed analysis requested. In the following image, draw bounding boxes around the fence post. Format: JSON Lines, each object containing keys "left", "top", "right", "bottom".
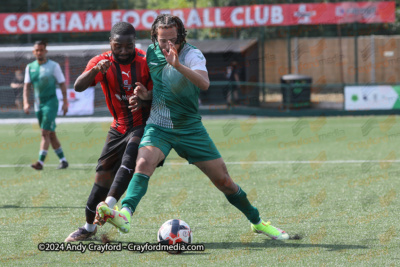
{"left": 370, "top": 35, "right": 375, "bottom": 83}
{"left": 287, "top": 26, "right": 291, "bottom": 75}
{"left": 260, "top": 26, "right": 265, "bottom": 102}
{"left": 353, "top": 22, "right": 358, "bottom": 84}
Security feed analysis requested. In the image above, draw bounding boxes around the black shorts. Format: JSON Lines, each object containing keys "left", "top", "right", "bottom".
{"left": 14, "top": 88, "right": 23, "bottom": 100}
{"left": 95, "top": 125, "right": 145, "bottom": 173}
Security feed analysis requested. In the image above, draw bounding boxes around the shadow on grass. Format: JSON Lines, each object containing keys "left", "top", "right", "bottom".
{"left": 0, "top": 205, "right": 83, "bottom": 209}
{"left": 201, "top": 240, "right": 368, "bottom": 251}
{"left": 78, "top": 239, "right": 210, "bottom": 255}
{"left": 79, "top": 238, "right": 367, "bottom": 254}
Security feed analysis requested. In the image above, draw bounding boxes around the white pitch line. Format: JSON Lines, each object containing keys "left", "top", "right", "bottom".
{"left": 1, "top": 160, "right": 400, "bottom": 168}
{"left": 0, "top": 117, "right": 113, "bottom": 125}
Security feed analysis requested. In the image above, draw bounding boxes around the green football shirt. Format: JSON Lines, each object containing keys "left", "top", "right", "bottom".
{"left": 146, "top": 42, "right": 207, "bottom": 133}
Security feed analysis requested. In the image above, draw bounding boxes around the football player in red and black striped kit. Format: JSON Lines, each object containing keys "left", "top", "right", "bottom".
{"left": 65, "top": 22, "right": 153, "bottom": 242}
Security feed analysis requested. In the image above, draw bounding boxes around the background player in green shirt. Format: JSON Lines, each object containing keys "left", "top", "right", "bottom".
{"left": 98, "top": 14, "right": 290, "bottom": 240}
{"left": 23, "top": 41, "right": 69, "bottom": 170}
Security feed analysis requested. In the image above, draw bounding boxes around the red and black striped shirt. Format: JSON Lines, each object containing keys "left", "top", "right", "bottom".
{"left": 84, "top": 48, "right": 153, "bottom": 134}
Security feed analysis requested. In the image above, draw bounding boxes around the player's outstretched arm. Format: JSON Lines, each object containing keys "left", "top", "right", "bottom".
{"left": 74, "top": 59, "right": 111, "bottom": 92}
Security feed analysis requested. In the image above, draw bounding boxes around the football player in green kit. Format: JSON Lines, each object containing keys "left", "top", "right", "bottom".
{"left": 98, "top": 14, "right": 290, "bottom": 240}
{"left": 23, "top": 41, "right": 69, "bottom": 170}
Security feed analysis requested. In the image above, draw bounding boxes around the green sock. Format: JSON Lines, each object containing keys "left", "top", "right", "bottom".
{"left": 54, "top": 147, "right": 65, "bottom": 160}
{"left": 225, "top": 185, "right": 260, "bottom": 224}
{"left": 121, "top": 173, "right": 149, "bottom": 213}
{"left": 39, "top": 150, "right": 47, "bottom": 162}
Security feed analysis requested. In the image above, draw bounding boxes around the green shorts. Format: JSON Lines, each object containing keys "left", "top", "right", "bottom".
{"left": 139, "top": 124, "right": 221, "bottom": 164}
{"left": 35, "top": 97, "right": 59, "bottom": 132}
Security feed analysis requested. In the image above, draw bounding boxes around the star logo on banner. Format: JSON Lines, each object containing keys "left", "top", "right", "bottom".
{"left": 294, "top": 4, "right": 316, "bottom": 24}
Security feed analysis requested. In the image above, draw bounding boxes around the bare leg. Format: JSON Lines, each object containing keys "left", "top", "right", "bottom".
{"left": 134, "top": 146, "right": 166, "bottom": 176}
{"left": 194, "top": 158, "right": 238, "bottom": 195}
{"left": 49, "top": 131, "right": 61, "bottom": 150}
{"left": 40, "top": 129, "right": 51, "bottom": 151}
{"left": 194, "top": 157, "right": 260, "bottom": 224}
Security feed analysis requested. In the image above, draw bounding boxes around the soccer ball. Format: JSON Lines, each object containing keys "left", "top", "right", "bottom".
{"left": 157, "top": 219, "right": 192, "bottom": 254}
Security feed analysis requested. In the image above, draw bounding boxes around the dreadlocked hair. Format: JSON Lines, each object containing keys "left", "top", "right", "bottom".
{"left": 151, "top": 14, "right": 187, "bottom": 49}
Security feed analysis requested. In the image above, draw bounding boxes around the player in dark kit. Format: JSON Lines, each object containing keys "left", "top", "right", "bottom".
{"left": 65, "top": 22, "right": 153, "bottom": 242}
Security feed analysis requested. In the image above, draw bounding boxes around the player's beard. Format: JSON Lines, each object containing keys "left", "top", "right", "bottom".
{"left": 112, "top": 52, "right": 135, "bottom": 65}
{"left": 36, "top": 56, "right": 46, "bottom": 63}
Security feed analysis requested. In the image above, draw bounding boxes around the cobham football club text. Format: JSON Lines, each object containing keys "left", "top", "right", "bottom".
{"left": 38, "top": 242, "right": 205, "bottom": 253}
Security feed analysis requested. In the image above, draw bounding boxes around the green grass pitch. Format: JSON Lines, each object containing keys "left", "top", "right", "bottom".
{"left": 0, "top": 116, "right": 399, "bottom": 266}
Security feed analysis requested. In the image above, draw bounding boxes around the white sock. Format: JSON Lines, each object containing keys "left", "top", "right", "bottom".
{"left": 38, "top": 160, "right": 44, "bottom": 165}
{"left": 105, "top": 196, "right": 117, "bottom": 209}
{"left": 60, "top": 157, "right": 66, "bottom": 162}
{"left": 121, "top": 207, "right": 132, "bottom": 216}
{"left": 84, "top": 222, "right": 96, "bottom": 232}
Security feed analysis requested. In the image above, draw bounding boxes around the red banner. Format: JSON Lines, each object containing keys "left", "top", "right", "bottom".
{"left": 0, "top": 2, "right": 395, "bottom": 35}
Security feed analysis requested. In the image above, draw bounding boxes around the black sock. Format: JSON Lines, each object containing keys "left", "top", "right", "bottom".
{"left": 108, "top": 142, "right": 138, "bottom": 200}
{"left": 85, "top": 183, "right": 109, "bottom": 224}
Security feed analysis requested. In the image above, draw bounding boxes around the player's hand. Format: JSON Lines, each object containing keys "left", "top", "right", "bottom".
{"left": 162, "top": 41, "right": 180, "bottom": 68}
{"left": 134, "top": 82, "right": 151, "bottom": 100}
{"left": 94, "top": 59, "right": 112, "bottom": 74}
{"left": 128, "top": 95, "right": 142, "bottom": 112}
{"left": 23, "top": 103, "right": 30, "bottom": 114}
{"left": 62, "top": 101, "right": 68, "bottom": 116}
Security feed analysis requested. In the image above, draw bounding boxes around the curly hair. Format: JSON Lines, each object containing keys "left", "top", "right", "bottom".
{"left": 110, "top": 21, "right": 136, "bottom": 38}
{"left": 151, "top": 14, "right": 187, "bottom": 49}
